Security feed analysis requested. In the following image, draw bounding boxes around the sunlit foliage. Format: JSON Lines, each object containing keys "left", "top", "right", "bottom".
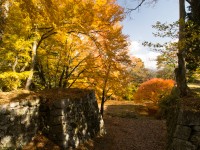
{"left": 134, "top": 78, "right": 175, "bottom": 105}
{"left": 0, "top": 0, "right": 144, "bottom": 105}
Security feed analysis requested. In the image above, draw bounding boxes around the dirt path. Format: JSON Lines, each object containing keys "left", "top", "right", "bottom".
{"left": 77, "top": 101, "right": 167, "bottom": 150}
{"left": 83, "top": 117, "right": 166, "bottom": 150}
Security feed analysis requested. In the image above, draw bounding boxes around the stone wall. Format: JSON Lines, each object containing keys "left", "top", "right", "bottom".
{"left": 0, "top": 96, "right": 40, "bottom": 149}
{"left": 167, "top": 99, "right": 200, "bottom": 150}
{"left": 39, "top": 89, "right": 105, "bottom": 149}
{"left": 0, "top": 89, "right": 104, "bottom": 149}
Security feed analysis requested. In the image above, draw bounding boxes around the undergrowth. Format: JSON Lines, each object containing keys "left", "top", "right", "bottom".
{"left": 158, "top": 87, "right": 180, "bottom": 119}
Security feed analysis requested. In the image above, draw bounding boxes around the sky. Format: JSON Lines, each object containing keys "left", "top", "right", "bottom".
{"left": 117, "top": 0, "right": 179, "bottom": 70}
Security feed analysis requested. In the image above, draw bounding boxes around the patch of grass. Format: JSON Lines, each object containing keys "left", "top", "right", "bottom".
{"left": 105, "top": 105, "right": 138, "bottom": 118}
{"left": 158, "top": 87, "right": 180, "bottom": 119}
{"left": 188, "top": 83, "right": 200, "bottom": 96}
{"left": 103, "top": 101, "right": 160, "bottom": 119}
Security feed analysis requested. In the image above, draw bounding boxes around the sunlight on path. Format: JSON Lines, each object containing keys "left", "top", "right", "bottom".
{"left": 91, "top": 100, "right": 167, "bottom": 150}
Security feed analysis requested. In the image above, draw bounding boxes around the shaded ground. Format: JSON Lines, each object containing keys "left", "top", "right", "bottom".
{"left": 80, "top": 118, "right": 166, "bottom": 150}
{"left": 76, "top": 101, "right": 167, "bottom": 150}
{"left": 24, "top": 100, "right": 167, "bottom": 150}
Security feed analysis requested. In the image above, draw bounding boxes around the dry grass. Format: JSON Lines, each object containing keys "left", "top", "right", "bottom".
{"left": 0, "top": 90, "right": 37, "bottom": 104}
{"left": 23, "top": 133, "right": 60, "bottom": 150}
{"left": 0, "top": 88, "right": 91, "bottom": 105}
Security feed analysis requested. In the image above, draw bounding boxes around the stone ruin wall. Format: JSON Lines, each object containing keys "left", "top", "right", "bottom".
{"left": 0, "top": 97, "right": 39, "bottom": 148}
{"left": 0, "top": 89, "right": 104, "bottom": 149}
{"left": 39, "top": 90, "right": 105, "bottom": 149}
{"left": 167, "top": 101, "right": 200, "bottom": 150}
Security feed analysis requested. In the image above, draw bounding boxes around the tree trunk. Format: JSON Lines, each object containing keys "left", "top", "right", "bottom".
{"left": 100, "top": 89, "right": 106, "bottom": 116}
{"left": 59, "top": 66, "right": 66, "bottom": 87}
{"left": 12, "top": 56, "right": 18, "bottom": 72}
{"left": 100, "top": 63, "right": 111, "bottom": 116}
{"left": 175, "top": 0, "right": 188, "bottom": 97}
{"left": 63, "top": 66, "right": 69, "bottom": 88}
{"left": 35, "top": 60, "right": 47, "bottom": 87}
{"left": 25, "top": 41, "right": 37, "bottom": 90}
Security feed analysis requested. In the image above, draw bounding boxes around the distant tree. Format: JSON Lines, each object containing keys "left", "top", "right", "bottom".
{"left": 156, "top": 68, "right": 175, "bottom": 80}
{"left": 122, "top": 57, "right": 147, "bottom": 100}
{"left": 134, "top": 78, "right": 175, "bottom": 105}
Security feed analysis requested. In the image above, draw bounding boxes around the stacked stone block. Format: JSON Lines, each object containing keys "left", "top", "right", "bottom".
{"left": 0, "top": 89, "right": 104, "bottom": 149}
{"left": 0, "top": 97, "right": 40, "bottom": 149}
{"left": 39, "top": 90, "right": 105, "bottom": 149}
{"left": 167, "top": 106, "right": 200, "bottom": 150}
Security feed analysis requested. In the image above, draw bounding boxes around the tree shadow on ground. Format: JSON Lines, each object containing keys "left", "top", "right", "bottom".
{"left": 76, "top": 103, "right": 166, "bottom": 150}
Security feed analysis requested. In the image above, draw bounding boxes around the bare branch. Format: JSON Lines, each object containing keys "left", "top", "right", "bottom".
{"left": 126, "top": 0, "right": 146, "bottom": 14}
{"left": 67, "top": 69, "right": 86, "bottom": 88}
{"left": 185, "top": 0, "right": 191, "bottom": 5}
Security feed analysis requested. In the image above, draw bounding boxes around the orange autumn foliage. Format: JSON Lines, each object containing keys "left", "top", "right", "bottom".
{"left": 134, "top": 78, "right": 175, "bottom": 104}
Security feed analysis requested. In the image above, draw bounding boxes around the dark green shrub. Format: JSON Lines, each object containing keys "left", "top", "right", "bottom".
{"left": 157, "top": 87, "right": 180, "bottom": 119}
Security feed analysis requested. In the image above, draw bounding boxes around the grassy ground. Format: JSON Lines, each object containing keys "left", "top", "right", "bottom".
{"left": 188, "top": 82, "right": 200, "bottom": 96}
{"left": 102, "top": 100, "right": 158, "bottom": 119}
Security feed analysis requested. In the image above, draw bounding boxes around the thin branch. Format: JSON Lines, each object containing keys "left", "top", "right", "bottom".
{"left": 126, "top": 0, "right": 146, "bottom": 14}
{"left": 67, "top": 69, "right": 86, "bottom": 88}
{"left": 105, "top": 93, "right": 113, "bottom": 102}
{"left": 12, "top": 56, "right": 18, "bottom": 72}
{"left": 185, "top": 0, "right": 191, "bottom": 5}
{"left": 67, "top": 55, "right": 89, "bottom": 79}
{"left": 37, "top": 29, "right": 57, "bottom": 49}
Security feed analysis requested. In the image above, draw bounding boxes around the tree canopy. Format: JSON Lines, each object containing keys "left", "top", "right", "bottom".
{"left": 0, "top": 0, "right": 150, "bottom": 112}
